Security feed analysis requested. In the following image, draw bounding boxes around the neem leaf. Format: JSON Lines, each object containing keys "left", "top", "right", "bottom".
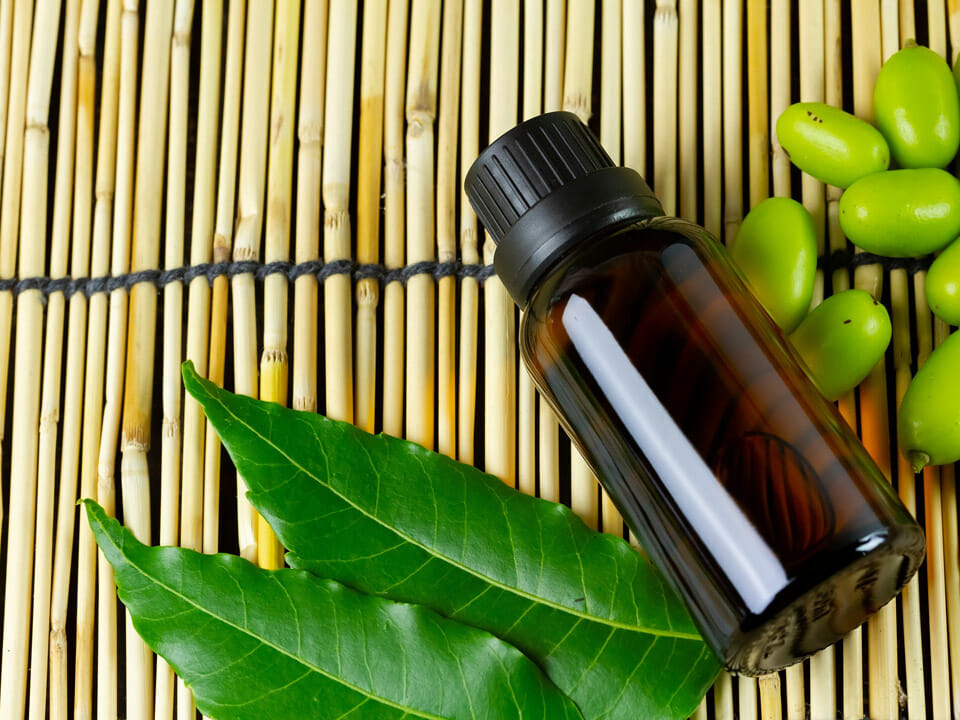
{"left": 183, "top": 362, "right": 720, "bottom": 720}
{"left": 85, "top": 501, "right": 583, "bottom": 720}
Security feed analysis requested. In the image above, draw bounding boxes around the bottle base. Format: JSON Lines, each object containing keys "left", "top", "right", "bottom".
{"left": 722, "top": 526, "right": 925, "bottom": 675}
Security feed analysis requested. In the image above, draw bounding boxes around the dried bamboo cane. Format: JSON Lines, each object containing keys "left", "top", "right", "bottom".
{"left": 623, "top": 0, "right": 645, "bottom": 174}
{"left": 563, "top": 0, "right": 595, "bottom": 523}
{"left": 746, "top": 0, "right": 768, "bottom": 210}
{"left": 28, "top": 1, "right": 80, "bottom": 717}
{"left": 457, "top": 0, "right": 479, "bottom": 462}
{"left": 0, "top": 0, "right": 12, "bottom": 176}
{"left": 0, "top": 0, "right": 32, "bottom": 555}
{"left": 119, "top": 3, "right": 176, "bottom": 717}
{"left": 678, "top": 0, "right": 696, "bottom": 222}
{"left": 881, "top": 0, "right": 900, "bottom": 60}
{"left": 257, "top": 0, "right": 300, "bottom": 573}
{"left": 799, "top": 0, "right": 825, "bottom": 255}
{"left": 544, "top": 0, "right": 565, "bottom": 112}
{"left": 49, "top": 1, "right": 117, "bottom": 718}
{"left": 770, "top": 0, "right": 790, "bottom": 198}
{"left": 231, "top": 0, "right": 273, "bottom": 565}
{"left": 438, "top": 0, "right": 463, "bottom": 460}
{"left": 292, "top": 0, "right": 327, "bottom": 419}
{"left": 405, "top": 0, "right": 440, "bottom": 449}
{"left": 204, "top": 0, "right": 245, "bottom": 559}
{"left": 0, "top": 0, "right": 60, "bottom": 716}
{"left": 182, "top": 0, "right": 223, "bottom": 561}
{"left": 87, "top": 3, "right": 131, "bottom": 718}
{"left": 157, "top": 3, "right": 195, "bottom": 719}
{"left": 890, "top": 268, "right": 926, "bottom": 719}
{"left": 899, "top": 0, "right": 916, "bottom": 41}
{"left": 853, "top": 0, "right": 882, "bottom": 124}
{"left": 930, "top": 0, "right": 948, "bottom": 58}
{"left": 701, "top": 0, "right": 720, "bottom": 237}
{"left": 599, "top": 0, "right": 623, "bottom": 537}
{"left": 653, "top": 1, "right": 678, "bottom": 215}
{"left": 914, "top": 277, "right": 949, "bottom": 720}
{"left": 485, "top": 0, "right": 519, "bottom": 488}
{"left": 738, "top": 677, "right": 757, "bottom": 720}
{"left": 758, "top": 673, "right": 781, "bottom": 720}
{"left": 722, "top": 0, "right": 743, "bottom": 244}
{"left": 355, "top": 0, "right": 388, "bottom": 434}
{"left": 950, "top": 0, "right": 960, "bottom": 64}
{"left": 517, "top": 0, "right": 541, "bottom": 495}
{"left": 383, "top": 0, "right": 408, "bottom": 440}
{"left": 940, "top": 318, "right": 960, "bottom": 719}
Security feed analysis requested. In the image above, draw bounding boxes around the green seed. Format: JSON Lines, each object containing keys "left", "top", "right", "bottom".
{"left": 789, "top": 289, "right": 891, "bottom": 402}
{"left": 838, "top": 168, "right": 960, "bottom": 257}
{"left": 874, "top": 41, "right": 960, "bottom": 168}
{"left": 926, "top": 236, "right": 960, "bottom": 325}
{"left": 898, "top": 329, "right": 960, "bottom": 472}
{"left": 775, "top": 102, "right": 890, "bottom": 188}
{"left": 731, "top": 197, "right": 817, "bottom": 333}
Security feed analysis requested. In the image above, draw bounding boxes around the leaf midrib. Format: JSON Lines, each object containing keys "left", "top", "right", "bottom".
{"left": 94, "top": 515, "right": 449, "bottom": 720}
{"left": 210, "top": 389, "right": 701, "bottom": 642}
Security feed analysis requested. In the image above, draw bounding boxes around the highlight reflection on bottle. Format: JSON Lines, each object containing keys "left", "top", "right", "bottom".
{"left": 466, "top": 112, "right": 924, "bottom": 674}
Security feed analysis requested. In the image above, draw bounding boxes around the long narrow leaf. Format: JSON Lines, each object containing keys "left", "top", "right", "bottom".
{"left": 85, "top": 501, "right": 584, "bottom": 720}
{"left": 183, "top": 362, "right": 720, "bottom": 720}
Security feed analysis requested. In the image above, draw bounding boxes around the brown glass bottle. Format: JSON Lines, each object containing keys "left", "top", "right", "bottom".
{"left": 465, "top": 112, "right": 925, "bottom": 674}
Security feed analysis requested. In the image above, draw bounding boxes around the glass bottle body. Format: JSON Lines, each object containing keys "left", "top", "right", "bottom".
{"left": 520, "top": 216, "right": 924, "bottom": 673}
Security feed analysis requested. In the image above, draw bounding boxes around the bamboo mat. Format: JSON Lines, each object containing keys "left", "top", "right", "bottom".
{"left": 0, "top": 1, "right": 958, "bottom": 718}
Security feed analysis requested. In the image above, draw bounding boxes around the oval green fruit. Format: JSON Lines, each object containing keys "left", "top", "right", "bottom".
{"left": 838, "top": 168, "right": 960, "bottom": 257}
{"left": 874, "top": 41, "right": 960, "bottom": 168}
{"left": 789, "top": 289, "right": 892, "bottom": 402}
{"left": 926, "top": 236, "right": 960, "bottom": 325}
{"left": 731, "top": 197, "right": 817, "bottom": 333}
{"left": 775, "top": 102, "right": 890, "bottom": 188}
{"left": 899, "top": 329, "right": 960, "bottom": 471}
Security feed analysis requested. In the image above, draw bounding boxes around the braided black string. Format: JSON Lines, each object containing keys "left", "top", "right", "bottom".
{"left": 0, "top": 250, "right": 933, "bottom": 300}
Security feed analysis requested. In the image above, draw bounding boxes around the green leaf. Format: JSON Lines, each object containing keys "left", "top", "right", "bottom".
{"left": 183, "top": 363, "right": 720, "bottom": 720}
{"left": 85, "top": 500, "right": 584, "bottom": 720}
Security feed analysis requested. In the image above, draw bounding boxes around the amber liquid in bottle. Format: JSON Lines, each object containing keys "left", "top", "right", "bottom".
{"left": 521, "top": 217, "right": 925, "bottom": 673}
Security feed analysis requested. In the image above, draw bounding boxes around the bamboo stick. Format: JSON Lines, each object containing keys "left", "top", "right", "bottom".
{"left": 0, "top": 0, "right": 12, "bottom": 172}
{"left": 881, "top": 0, "right": 900, "bottom": 60}
{"left": 292, "top": 0, "right": 327, "bottom": 419}
{"left": 544, "top": 0, "right": 565, "bottom": 112}
{"left": 770, "top": 0, "right": 790, "bottom": 198}
{"left": 27, "top": 0, "right": 80, "bottom": 717}
{"left": 799, "top": 0, "right": 825, "bottom": 256}
{"left": 758, "top": 672, "right": 781, "bottom": 720}
{"left": 355, "top": 0, "right": 388, "bottom": 434}
{"left": 323, "top": 0, "right": 359, "bottom": 432}
{"left": 0, "top": 0, "right": 32, "bottom": 556}
{"left": 701, "top": 0, "right": 720, "bottom": 237}
{"left": 486, "top": 0, "right": 519, "bottom": 487}
{"left": 119, "top": 3, "right": 176, "bottom": 717}
{"left": 746, "top": 0, "right": 768, "bottom": 209}
{"left": 183, "top": 0, "right": 223, "bottom": 563}
{"left": 853, "top": 0, "right": 882, "bottom": 124}
{"left": 457, "top": 0, "right": 479, "bottom": 462}
{"left": 722, "top": 0, "right": 742, "bottom": 243}
{"left": 678, "top": 0, "right": 696, "bottom": 221}
{"left": 623, "top": 0, "right": 645, "bottom": 174}
{"left": 86, "top": 3, "right": 130, "bottom": 717}
{"left": 899, "top": 0, "right": 916, "bottom": 41}
{"left": 653, "top": 1, "right": 678, "bottom": 215}
{"left": 257, "top": 0, "right": 300, "bottom": 573}
{"left": 599, "top": 0, "right": 623, "bottom": 536}
{"left": 49, "top": 1, "right": 117, "bottom": 718}
{"left": 713, "top": 673, "right": 734, "bottom": 720}
{"left": 516, "top": 0, "right": 543, "bottom": 497}
{"left": 231, "top": 0, "right": 273, "bottom": 565}
{"left": 890, "top": 267, "right": 926, "bottom": 720}
{"left": 950, "top": 0, "right": 960, "bottom": 64}
{"left": 404, "top": 0, "right": 440, "bottom": 450}
{"left": 437, "top": 0, "right": 462, "bottom": 459}
{"left": 738, "top": 676, "right": 758, "bottom": 720}
{"left": 930, "top": 0, "right": 948, "bottom": 58}
{"left": 915, "top": 278, "right": 949, "bottom": 720}
{"left": 204, "top": 0, "right": 245, "bottom": 559}
{"left": 563, "top": 0, "right": 595, "bottom": 522}
{"left": 940, "top": 322, "right": 960, "bottom": 720}
{"left": 383, "top": 0, "right": 408, "bottom": 440}
{"left": 0, "top": 0, "right": 60, "bottom": 716}
{"left": 157, "top": 2, "right": 194, "bottom": 718}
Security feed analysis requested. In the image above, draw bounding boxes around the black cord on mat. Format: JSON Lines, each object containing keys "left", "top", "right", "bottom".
{"left": 0, "top": 249, "right": 934, "bottom": 300}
